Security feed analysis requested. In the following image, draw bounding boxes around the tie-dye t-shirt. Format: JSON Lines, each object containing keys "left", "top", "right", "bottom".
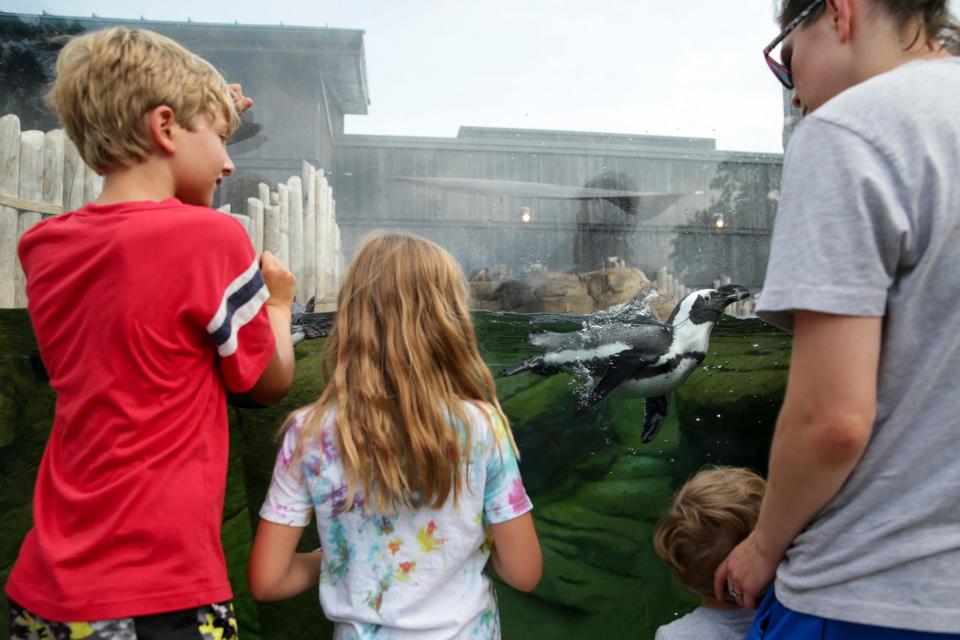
{"left": 259, "top": 401, "right": 533, "bottom": 640}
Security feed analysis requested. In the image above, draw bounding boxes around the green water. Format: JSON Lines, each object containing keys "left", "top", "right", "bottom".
{"left": 0, "top": 309, "right": 790, "bottom": 639}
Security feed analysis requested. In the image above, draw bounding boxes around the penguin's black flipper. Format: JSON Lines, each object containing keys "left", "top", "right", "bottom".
{"left": 500, "top": 356, "right": 562, "bottom": 377}
{"left": 641, "top": 395, "right": 670, "bottom": 443}
{"left": 581, "top": 350, "right": 647, "bottom": 409}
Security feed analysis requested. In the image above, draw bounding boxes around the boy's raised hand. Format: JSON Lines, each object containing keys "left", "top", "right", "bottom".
{"left": 260, "top": 251, "right": 295, "bottom": 309}
{"left": 228, "top": 83, "right": 253, "bottom": 115}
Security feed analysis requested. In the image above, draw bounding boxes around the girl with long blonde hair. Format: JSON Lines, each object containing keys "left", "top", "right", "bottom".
{"left": 248, "top": 232, "right": 541, "bottom": 639}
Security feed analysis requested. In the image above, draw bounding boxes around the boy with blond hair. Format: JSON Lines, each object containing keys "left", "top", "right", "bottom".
{"left": 653, "top": 466, "right": 766, "bottom": 640}
{"left": 5, "top": 27, "right": 295, "bottom": 638}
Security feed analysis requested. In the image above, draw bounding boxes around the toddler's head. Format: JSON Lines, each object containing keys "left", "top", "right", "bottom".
{"left": 654, "top": 466, "right": 765, "bottom": 600}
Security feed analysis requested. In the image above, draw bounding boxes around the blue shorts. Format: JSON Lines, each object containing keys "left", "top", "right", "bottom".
{"left": 747, "top": 589, "right": 960, "bottom": 640}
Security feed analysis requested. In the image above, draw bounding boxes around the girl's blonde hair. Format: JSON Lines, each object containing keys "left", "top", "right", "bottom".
{"left": 297, "top": 231, "right": 516, "bottom": 513}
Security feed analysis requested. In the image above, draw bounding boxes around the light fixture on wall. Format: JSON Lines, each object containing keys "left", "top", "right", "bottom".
{"left": 521, "top": 206, "right": 531, "bottom": 223}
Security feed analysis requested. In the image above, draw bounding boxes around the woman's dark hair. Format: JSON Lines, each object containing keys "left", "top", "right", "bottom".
{"left": 778, "top": 0, "right": 960, "bottom": 52}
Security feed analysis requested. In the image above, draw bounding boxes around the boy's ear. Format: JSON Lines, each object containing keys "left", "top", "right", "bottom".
{"left": 145, "top": 105, "right": 177, "bottom": 155}
{"left": 827, "top": 0, "right": 855, "bottom": 43}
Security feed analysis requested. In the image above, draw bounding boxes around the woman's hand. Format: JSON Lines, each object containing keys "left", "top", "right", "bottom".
{"left": 713, "top": 529, "right": 781, "bottom": 609}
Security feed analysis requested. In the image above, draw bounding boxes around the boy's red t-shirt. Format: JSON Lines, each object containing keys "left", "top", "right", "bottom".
{"left": 5, "top": 199, "right": 276, "bottom": 621}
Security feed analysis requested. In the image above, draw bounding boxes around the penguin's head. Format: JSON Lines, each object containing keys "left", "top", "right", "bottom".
{"left": 670, "top": 284, "right": 751, "bottom": 327}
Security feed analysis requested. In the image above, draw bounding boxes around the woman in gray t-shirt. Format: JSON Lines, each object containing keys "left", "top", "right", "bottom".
{"left": 715, "top": 0, "right": 960, "bottom": 637}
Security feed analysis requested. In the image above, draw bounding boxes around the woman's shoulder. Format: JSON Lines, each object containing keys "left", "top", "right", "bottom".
{"left": 809, "top": 58, "right": 960, "bottom": 149}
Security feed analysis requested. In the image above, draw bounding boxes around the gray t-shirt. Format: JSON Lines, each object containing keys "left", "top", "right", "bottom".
{"left": 655, "top": 606, "right": 755, "bottom": 640}
{"left": 757, "top": 57, "right": 960, "bottom": 633}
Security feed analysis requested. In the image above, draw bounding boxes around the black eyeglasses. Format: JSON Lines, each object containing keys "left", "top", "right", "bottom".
{"left": 763, "top": 0, "right": 825, "bottom": 89}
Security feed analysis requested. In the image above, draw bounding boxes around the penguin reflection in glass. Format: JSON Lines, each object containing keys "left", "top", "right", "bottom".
{"left": 500, "top": 284, "right": 751, "bottom": 444}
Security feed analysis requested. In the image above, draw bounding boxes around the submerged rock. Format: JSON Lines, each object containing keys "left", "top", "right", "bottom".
{"left": 468, "top": 267, "right": 662, "bottom": 316}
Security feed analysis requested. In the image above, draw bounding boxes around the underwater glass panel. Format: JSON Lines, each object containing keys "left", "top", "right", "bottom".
{"left": 0, "top": 4, "right": 795, "bottom": 638}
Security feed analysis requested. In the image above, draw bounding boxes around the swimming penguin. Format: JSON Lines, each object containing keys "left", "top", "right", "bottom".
{"left": 500, "top": 284, "right": 751, "bottom": 443}
{"left": 291, "top": 296, "right": 333, "bottom": 345}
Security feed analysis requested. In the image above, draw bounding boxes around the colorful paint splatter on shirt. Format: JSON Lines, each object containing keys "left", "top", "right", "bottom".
{"left": 260, "top": 402, "right": 532, "bottom": 639}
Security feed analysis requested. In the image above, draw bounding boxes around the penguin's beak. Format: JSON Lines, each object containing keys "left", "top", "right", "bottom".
{"left": 715, "top": 284, "right": 751, "bottom": 306}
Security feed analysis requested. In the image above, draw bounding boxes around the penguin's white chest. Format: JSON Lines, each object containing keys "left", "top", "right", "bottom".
{"left": 611, "top": 354, "right": 701, "bottom": 398}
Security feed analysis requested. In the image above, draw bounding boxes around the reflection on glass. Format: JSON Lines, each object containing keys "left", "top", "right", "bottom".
{"left": 0, "top": 9, "right": 788, "bottom": 639}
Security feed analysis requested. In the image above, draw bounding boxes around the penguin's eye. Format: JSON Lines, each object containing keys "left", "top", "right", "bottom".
{"left": 702, "top": 295, "right": 711, "bottom": 302}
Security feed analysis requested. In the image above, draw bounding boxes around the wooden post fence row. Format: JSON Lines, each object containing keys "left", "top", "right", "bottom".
{"left": 219, "top": 161, "right": 343, "bottom": 307}
{"left": 0, "top": 114, "right": 343, "bottom": 309}
{"left": 0, "top": 114, "right": 103, "bottom": 307}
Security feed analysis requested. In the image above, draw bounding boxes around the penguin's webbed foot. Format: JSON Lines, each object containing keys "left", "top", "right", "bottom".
{"left": 641, "top": 395, "right": 670, "bottom": 443}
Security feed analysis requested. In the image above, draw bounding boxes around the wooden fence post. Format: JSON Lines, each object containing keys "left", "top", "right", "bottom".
{"left": 15, "top": 130, "right": 44, "bottom": 307}
{"left": 303, "top": 162, "right": 317, "bottom": 301}
{"left": 325, "top": 183, "right": 336, "bottom": 298}
{"left": 0, "top": 115, "right": 21, "bottom": 307}
{"left": 264, "top": 201, "right": 280, "bottom": 256}
{"left": 258, "top": 183, "right": 270, "bottom": 209}
{"left": 332, "top": 195, "right": 343, "bottom": 289}
{"left": 315, "top": 173, "right": 329, "bottom": 300}
{"left": 278, "top": 184, "right": 290, "bottom": 268}
{"left": 247, "top": 198, "right": 264, "bottom": 255}
{"left": 42, "top": 129, "right": 65, "bottom": 219}
{"left": 287, "top": 176, "right": 304, "bottom": 301}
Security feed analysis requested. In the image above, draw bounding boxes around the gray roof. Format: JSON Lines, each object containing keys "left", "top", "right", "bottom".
{"left": 3, "top": 11, "right": 370, "bottom": 115}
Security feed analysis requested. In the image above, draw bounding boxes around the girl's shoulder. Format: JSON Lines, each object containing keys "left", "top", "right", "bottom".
{"left": 277, "top": 405, "right": 341, "bottom": 474}
{"left": 281, "top": 405, "right": 337, "bottom": 447}
{"left": 459, "top": 399, "right": 494, "bottom": 427}
{"left": 458, "top": 400, "right": 510, "bottom": 444}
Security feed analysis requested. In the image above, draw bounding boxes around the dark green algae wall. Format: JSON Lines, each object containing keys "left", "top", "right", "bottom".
{"left": 0, "top": 311, "right": 789, "bottom": 639}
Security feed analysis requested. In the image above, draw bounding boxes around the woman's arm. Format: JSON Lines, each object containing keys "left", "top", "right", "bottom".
{"left": 248, "top": 519, "right": 323, "bottom": 601}
{"left": 714, "top": 310, "right": 880, "bottom": 608}
{"left": 489, "top": 512, "right": 542, "bottom": 592}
